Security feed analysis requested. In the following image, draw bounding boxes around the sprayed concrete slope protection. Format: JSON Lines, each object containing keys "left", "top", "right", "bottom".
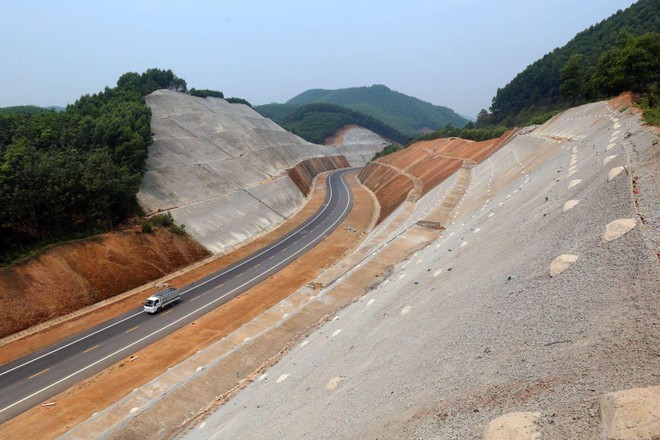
{"left": 177, "top": 99, "right": 659, "bottom": 439}
{"left": 138, "top": 91, "right": 385, "bottom": 255}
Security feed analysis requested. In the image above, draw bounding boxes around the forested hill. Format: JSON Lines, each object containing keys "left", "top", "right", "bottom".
{"left": 489, "top": 0, "right": 659, "bottom": 125}
{"left": 279, "top": 84, "right": 467, "bottom": 137}
{"left": 0, "top": 68, "right": 191, "bottom": 264}
{"left": 266, "top": 103, "right": 409, "bottom": 145}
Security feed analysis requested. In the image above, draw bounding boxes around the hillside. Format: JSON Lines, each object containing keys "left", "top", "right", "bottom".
{"left": 62, "top": 97, "right": 660, "bottom": 439}
{"left": 258, "top": 84, "right": 467, "bottom": 139}
{"left": 275, "top": 103, "right": 408, "bottom": 145}
{"left": 138, "top": 90, "right": 384, "bottom": 255}
{"left": 489, "top": 0, "right": 659, "bottom": 124}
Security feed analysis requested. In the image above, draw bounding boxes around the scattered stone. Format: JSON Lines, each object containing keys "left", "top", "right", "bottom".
{"left": 483, "top": 412, "right": 541, "bottom": 440}
{"left": 600, "top": 386, "right": 660, "bottom": 439}
{"left": 602, "top": 218, "right": 636, "bottom": 242}
{"left": 549, "top": 254, "right": 578, "bottom": 277}
{"left": 325, "top": 376, "right": 344, "bottom": 391}
{"left": 563, "top": 200, "right": 580, "bottom": 212}
{"left": 401, "top": 306, "right": 412, "bottom": 315}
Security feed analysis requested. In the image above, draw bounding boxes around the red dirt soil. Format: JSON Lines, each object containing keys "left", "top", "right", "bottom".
{"left": 0, "top": 228, "right": 210, "bottom": 338}
{"left": 288, "top": 156, "right": 351, "bottom": 196}
{"left": 359, "top": 130, "right": 517, "bottom": 223}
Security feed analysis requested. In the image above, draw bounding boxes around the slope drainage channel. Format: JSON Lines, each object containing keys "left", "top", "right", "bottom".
{"left": 0, "top": 169, "right": 356, "bottom": 424}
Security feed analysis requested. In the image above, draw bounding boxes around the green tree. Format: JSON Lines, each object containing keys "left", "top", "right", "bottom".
{"left": 560, "top": 54, "right": 586, "bottom": 107}
{"left": 593, "top": 32, "right": 660, "bottom": 95}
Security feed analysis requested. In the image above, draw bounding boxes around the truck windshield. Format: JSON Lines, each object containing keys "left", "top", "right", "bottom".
{"left": 144, "top": 299, "right": 155, "bottom": 307}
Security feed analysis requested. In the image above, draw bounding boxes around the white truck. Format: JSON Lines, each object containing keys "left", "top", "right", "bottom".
{"left": 143, "top": 287, "right": 180, "bottom": 314}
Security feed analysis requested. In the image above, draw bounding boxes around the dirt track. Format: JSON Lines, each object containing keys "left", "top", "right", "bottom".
{"left": 0, "top": 171, "right": 376, "bottom": 440}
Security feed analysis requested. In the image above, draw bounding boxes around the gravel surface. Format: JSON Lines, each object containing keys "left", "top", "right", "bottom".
{"left": 178, "top": 102, "right": 659, "bottom": 439}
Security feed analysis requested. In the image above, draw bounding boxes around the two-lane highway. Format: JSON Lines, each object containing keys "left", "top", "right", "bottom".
{"left": 0, "top": 168, "right": 356, "bottom": 424}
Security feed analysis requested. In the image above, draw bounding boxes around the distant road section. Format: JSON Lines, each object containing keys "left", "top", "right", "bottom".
{"left": 0, "top": 168, "right": 355, "bottom": 424}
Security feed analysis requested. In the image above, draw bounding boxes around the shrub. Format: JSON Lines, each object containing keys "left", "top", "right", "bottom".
{"left": 141, "top": 221, "right": 153, "bottom": 233}
{"left": 169, "top": 223, "right": 186, "bottom": 235}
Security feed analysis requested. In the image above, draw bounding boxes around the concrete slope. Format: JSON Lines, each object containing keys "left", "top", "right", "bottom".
{"left": 328, "top": 125, "right": 392, "bottom": 165}
{"left": 182, "top": 100, "right": 659, "bottom": 439}
{"left": 138, "top": 91, "right": 384, "bottom": 255}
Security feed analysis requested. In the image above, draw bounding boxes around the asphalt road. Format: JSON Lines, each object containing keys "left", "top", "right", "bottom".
{"left": 0, "top": 168, "right": 355, "bottom": 424}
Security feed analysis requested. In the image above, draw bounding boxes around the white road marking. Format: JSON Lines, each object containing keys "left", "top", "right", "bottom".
{"left": 401, "top": 306, "right": 412, "bottom": 315}
{"left": 276, "top": 374, "right": 289, "bottom": 383}
{"left": 331, "top": 329, "right": 342, "bottom": 338}
{"left": 366, "top": 299, "right": 375, "bottom": 307}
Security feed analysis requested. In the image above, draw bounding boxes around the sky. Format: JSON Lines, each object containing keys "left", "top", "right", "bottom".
{"left": 0, "top": 0, "right": 638, "bottom": 117}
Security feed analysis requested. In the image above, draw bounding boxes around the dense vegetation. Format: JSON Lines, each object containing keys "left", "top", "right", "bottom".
{"left": 275, "top": 103, "right": 409, "bottom": 145}
{"left": 0, "top": 68, "right": 187, "bottom": 264}
{"left": 258, "top": 84, "right": 467, "bottom": 139}
{"left": 487, "top": 0, "right": 659, "bottom": 125}
{"left": 411, "top": 123, "right": 509, "bottom": 145}
{"left": 189, "top": 88, "right": 224, "bottom": 98}
{"left": 225, "top": 97, "right": 252, "bottom": 107}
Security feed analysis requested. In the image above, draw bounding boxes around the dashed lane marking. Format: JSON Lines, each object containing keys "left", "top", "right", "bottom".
{"left": 83, "top": 345, "right": 100, "bottom": 354}
{"left": 125, "top": 326, "right": 140, "bottom": 333}
{"left": 28, "top": 369, "right": 49, "bottom": 380}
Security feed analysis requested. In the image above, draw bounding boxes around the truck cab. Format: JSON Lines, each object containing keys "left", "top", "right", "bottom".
{"left": 143, "top": 297, "right": 161, "bottom": 314}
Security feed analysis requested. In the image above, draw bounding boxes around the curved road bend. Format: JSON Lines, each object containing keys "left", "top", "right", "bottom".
{"left": 0, "top": 168, "right": 356, "bottom": 424}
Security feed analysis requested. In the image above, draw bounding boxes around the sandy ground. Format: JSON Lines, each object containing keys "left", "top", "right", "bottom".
{"left": 0, "top": 171, "right": 376, "bottom": 439}
{"left": 179, "top": 100, "right": 659, "bottom": 439}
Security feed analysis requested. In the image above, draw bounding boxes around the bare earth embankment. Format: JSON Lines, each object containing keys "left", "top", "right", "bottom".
{"left": 0, "top": 228, "right": 209, "bottom": 339}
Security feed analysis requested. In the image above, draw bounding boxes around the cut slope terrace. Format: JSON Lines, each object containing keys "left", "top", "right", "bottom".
{"left": 358, "top": 129, "right": 518, "bottom": 223}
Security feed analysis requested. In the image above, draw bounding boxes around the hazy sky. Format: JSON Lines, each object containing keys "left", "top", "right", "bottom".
{"left": 1, "top": 0, "right": 637, "bottom": 117}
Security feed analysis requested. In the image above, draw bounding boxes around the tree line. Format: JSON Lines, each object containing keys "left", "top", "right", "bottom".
{"left": 0, "top": 68, "right": 186, "bottom": 263}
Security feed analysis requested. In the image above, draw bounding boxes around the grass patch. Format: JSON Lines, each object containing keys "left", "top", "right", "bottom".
{"left": 636, "top": 94, "right": 660, "bottom": 126}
